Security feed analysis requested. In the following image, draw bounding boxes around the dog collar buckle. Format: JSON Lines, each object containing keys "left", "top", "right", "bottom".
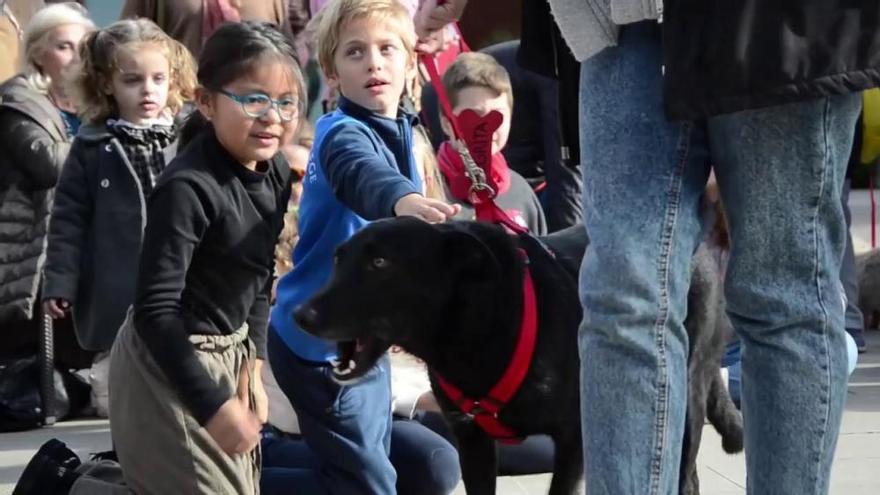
{"left": 466, "top": 404, "right": 498, "bottom": 419}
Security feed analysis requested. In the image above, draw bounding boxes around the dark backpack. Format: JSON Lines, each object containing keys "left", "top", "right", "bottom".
{"left": 0, "top": 356, "right": 91, "bottom": 432}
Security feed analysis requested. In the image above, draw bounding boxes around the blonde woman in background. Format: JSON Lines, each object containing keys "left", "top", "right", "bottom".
{"left": 0, "top": 2, "right": 94, "bottom": 368}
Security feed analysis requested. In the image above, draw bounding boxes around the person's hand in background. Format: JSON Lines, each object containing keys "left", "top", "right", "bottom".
{"left": 414, "top": 0, "right": 467, "bottom": 53}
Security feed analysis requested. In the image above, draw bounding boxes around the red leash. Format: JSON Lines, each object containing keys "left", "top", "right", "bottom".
{"left": 419, "top": 52, "right": 527, "bottom": 235}
{"left": 431, "top": 249, "right": 538, "bottom": 444}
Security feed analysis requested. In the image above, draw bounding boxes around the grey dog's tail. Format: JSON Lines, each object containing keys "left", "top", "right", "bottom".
{"left": 706, "top": 371, "right": 744, "bottom": 453}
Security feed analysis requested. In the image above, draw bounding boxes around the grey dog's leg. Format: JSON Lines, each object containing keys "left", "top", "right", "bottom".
{"left": 707, "top": 370, "right": 744, "bottom": 453}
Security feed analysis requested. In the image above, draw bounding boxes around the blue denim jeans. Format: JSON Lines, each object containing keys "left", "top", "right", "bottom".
{"left": 578, "top": 21, "right": 858, "bottom": 495}
{"left": 260, "top": 420, "right": 461, "bottom": 495}
{"left": 267, "top": 329, "right": 395, "bottom": 495}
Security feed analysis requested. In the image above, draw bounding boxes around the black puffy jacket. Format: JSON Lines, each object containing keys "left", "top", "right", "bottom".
{"left": 663, "top": 0, "right": 880, "bottom": 120}
{"left": 0, "top": 75, "right": 71, "bottom": 322}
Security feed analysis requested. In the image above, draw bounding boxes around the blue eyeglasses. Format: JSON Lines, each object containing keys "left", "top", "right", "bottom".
{"left": 218, "top": 89, "right": 299, "bottom": 122}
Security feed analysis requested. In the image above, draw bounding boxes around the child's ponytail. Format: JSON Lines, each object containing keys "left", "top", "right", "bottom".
{"left": 179, "top": 111, "right": 211, "bottom": 149}
{"left": 166, "top": 40, "right": 197, "bottom": 117}
{"left": 68, "top": 29, "right": 114, "bottom": 124}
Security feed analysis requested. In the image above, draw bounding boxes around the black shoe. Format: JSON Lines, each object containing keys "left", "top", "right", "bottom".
{"left": 12, "top": 439, "right": 82, "bottom": 495}
{"left": 40, "top": 439, "right": 80, "bottom": 469}
{"left": 89, "top": 450, "right": 118, "bottom": 463}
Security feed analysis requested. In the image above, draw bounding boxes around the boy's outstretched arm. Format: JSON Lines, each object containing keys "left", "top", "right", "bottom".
{"left": 322, "top": 125, "right": 458, "bottom": 221}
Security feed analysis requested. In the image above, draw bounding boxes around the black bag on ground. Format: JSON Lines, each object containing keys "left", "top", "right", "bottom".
{"left": 0, "top": 356, "right": 91, "bottom": 432}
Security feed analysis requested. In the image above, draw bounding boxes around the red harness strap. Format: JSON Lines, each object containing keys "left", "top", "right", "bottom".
{"left": 420, "top": 53, "right": 528, "bottom": 235}
{"left": 431, "top": 249, "right": 538, "bottom": 444}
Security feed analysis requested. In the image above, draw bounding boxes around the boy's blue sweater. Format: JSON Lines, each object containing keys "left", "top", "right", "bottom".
{"left": 270, "top": 97, "right": 422, "bottom": 362}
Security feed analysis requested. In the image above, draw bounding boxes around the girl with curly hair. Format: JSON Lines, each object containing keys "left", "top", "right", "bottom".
{"left": 41, "top": 17, "right": 195, "bottom": 417}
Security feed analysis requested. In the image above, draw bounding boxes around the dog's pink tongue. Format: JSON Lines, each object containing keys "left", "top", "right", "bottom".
{"left": 356, "top": 339, "right": 364, "bottom": 352}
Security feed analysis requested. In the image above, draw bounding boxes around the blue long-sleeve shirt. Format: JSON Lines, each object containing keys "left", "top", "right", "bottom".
{"left": 270, "top": 97, "right": 422, "bottom": 362}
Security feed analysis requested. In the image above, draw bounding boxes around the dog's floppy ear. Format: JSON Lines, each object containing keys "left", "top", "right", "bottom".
{"left": 442, "top": 229, "right": 502, "bottom": 279}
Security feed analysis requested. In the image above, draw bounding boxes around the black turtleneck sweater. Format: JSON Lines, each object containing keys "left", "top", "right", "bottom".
{"left": 133, "top": 129, "right": 291, "bottom": 425}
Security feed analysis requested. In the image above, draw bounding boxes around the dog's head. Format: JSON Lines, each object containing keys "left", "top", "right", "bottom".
{"left": 294, "top": 217, "right": 504, "bottom": 382}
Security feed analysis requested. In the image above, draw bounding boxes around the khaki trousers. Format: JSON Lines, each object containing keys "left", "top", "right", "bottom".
{"left": 108, "top": 311, "right": 259, "bottom": 495}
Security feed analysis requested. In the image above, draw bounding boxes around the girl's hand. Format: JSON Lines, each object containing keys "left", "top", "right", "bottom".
{"left": 394, "top": 193, "right": 461, "bottom": 223}
{"left": 44, "top": 299, "right": 70, "bottom": 319}
{"left": 252, "top": 359, "right": 269, "bottom": 424}
{"left": 205, "top": 398, "right": 261, "bottom": 455}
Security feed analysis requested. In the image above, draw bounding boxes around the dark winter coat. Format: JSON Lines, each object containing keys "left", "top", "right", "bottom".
{"left": 0, "top": 75, "right": 71, "bottom": 322}
{"left": 663, "top": 0, "right": 880, "bottom": 120}
{"left": 42, "top": 124, "right": 177, "bottom": 351}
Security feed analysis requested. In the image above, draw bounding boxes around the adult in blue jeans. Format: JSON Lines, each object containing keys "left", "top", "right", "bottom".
{"left": 416, "top": 0, "right": 880, "bottom": 493}
{"left": 547, "top": 2, "right": 879, "bottom": 494}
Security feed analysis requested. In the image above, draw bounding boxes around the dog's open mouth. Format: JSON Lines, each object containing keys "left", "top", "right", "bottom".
{"left": 329, "top": 337, "right": 387, "bottom": 383}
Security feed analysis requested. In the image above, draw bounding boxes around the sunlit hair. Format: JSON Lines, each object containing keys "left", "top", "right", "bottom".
{"left": 312, "top": 0, "right": 416, "bottom": 78}
{"left": 70, "top": 18, "right": 196, "bottom": 124}
{"left": 413, "top": 126, "right": 446, "bottom": 201}
{"left": 22, "top": 2, "right": 95, "bottom": 93}
{"left": 442, "top": 52, "right": 514, "bottom": 110}
{"left": 294, "top": 118, "right": 315, "bottom": 148}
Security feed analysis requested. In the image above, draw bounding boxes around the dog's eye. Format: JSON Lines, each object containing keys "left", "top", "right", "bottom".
{"left": 372, "top": 257, "right": 388, "bottom": 269}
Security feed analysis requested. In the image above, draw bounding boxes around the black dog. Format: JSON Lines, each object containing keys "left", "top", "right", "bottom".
{"left": 295, "top": 218, "right": 742, "bottom": 494}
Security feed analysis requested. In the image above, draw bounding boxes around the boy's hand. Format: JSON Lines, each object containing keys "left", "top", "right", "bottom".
{"left": 206, "top": 398, "right": 261, "bottom": 456}
{"left": 394, "top": 193, "right": 461, "bottom": 223}
{"left": 44, "top": 299, "right": 70, "bottom": 319}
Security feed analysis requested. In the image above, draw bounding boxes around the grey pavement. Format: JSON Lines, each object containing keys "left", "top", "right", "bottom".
{"left": 849, "top": 188, "right": 879, "bottom": 254}
{"left": 2, "top": 192, "right": 879, "bottom": 494}
{"left": 450, "top": 330, "right": 879, "bottom": 495}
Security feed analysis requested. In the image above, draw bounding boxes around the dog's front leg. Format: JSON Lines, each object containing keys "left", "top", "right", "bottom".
{"left": 549, "top": 430, "right": 584, "bottom": 495}
{"left": 448, "top": 415, "right": 498, "bottom": 495}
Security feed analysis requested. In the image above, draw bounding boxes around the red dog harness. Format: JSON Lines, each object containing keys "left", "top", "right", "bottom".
{"left": 419, "top": 28, "right": 536, "bottom": 442}
{"left": 430, "top": 249, "right": 538, "bottom": 444}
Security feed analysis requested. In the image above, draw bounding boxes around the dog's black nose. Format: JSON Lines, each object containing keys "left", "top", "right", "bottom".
{"left": 294, "top": 305, "right": 320, "bottom": 329}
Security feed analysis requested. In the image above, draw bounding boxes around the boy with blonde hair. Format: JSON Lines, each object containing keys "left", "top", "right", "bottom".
{"left": 268, "top": 0, "right": 459, "bottom": 492}
{"left": 437, "top": 51, "right": 547, "bottom": 234}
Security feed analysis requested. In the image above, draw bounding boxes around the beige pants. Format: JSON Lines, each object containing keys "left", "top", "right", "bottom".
{"left": 90, "top": 351, "right": 111, "bottom": 418}
{"left": 108, "top": 310, "right": 259, "bottom": 495}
